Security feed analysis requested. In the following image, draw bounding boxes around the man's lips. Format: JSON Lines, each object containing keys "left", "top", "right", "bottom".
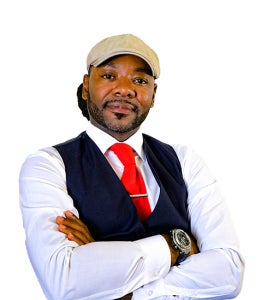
{"left": 104, "top": 100, "right": 137, "bottom": 114}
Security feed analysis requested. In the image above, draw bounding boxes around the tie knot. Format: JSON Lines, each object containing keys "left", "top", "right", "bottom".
{"left": 109, "top": 143, "right": 136, "bottom": 166}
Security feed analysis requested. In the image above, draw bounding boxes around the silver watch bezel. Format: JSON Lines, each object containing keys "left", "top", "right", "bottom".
{"left": 170, "top": 229, "right": 191, "bottom": 255}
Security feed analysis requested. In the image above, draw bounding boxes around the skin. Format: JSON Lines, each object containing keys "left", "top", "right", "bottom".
{"left": 82, "top": 54, "right": 157, "bottom": 142}
{"left": 56, "top": 54, "right": 198, "bottom": 299}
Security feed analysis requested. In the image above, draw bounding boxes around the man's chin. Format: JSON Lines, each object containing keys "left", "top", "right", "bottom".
{"left": 104, "top": 114, "right": 137, "bottom": 131}
{"left": 90, "top": 110, "right": 146, "bottom": 135}
{"left": 103, "top": 123, "right": 135, "bottom": 134}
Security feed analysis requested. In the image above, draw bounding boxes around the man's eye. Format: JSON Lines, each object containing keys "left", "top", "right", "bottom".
{"left": 134, "top": 78, "right": 148, "bottom": 84}
{"left": 103, "top": 74, "right": 115, "bottom": 80}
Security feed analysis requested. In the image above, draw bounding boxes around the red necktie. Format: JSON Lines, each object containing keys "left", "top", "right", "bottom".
{"left": 110, "top": 143, "right": 151, "bottom": 221}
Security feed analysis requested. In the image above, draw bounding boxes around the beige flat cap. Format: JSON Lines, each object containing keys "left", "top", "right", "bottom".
{"left": 86, "top": 33, "right": 160, "bottom": 78}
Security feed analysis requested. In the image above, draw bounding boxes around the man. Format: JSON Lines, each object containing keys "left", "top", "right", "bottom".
{"left": 19, "top": 34, "right": 244, "bottom": 300}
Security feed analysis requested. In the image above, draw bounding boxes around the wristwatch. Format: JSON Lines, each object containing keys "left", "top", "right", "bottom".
{"left": 170, "top": 229, "right": 191, "bottom": 264}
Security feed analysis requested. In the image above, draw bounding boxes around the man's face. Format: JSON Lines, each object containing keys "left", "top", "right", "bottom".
{"left": 83, "top": 54, "right": 157, "bottom": 140}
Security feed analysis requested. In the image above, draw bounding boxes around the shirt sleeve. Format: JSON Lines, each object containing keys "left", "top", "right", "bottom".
{"left": 133, "top": 145, "right": 245, "bottom": 299}
{"left": 19, "top": 147, "right": 171, "bottom": 300}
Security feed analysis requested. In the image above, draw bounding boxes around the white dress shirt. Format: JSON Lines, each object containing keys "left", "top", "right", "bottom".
{"left": 19, "top": 123, "right": 244, "bottom": 300}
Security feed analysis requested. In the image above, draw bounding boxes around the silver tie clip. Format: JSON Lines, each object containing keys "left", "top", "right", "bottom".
{"left": 129, "top": 194, "right": 148, "bottom": 198}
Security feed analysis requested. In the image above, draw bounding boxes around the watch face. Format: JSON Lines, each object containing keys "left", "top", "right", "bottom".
{"left": 171, "top": 229, "right": 191, "bottom": 264}
{"left": 177, "top": 230, "right": 191, "bottom": 247}
{"left": 172, "top": 229, "right": 191, "bottom": 254}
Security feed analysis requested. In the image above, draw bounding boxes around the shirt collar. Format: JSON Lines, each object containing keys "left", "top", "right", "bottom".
{"left": 86, "top": 123, "right": 144, "bottom": 159}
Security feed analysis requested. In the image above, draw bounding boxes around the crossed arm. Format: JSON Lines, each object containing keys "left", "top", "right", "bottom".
{"left": 56, "top": 210, "right": 199, "bottom": 265}
{"left": 56, "top": 210, "right": 199, "bottom": 299}
{"left": 20, "top": 147, "right": 244, "bottom": 299}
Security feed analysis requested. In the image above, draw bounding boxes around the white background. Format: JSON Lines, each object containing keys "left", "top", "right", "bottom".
{"left": 1, "top": 0, "right": 272, "bottom": 299}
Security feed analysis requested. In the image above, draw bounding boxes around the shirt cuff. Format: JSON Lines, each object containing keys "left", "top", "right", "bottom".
{"left": 133, "top": 235, "right": 170, "bottom": 283}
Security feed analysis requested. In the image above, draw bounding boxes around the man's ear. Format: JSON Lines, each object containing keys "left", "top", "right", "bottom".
{"left": 82, "top": 74, "right": 89, "bottom": 100}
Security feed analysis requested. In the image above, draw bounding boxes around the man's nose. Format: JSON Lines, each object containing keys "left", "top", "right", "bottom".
{"left": 113, "top": 78, "right": 136, "bottom": 98}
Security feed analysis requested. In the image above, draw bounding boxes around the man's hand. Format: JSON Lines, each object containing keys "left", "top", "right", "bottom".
{"left": 56, "top": 210, "right": 95, "bottom": 245}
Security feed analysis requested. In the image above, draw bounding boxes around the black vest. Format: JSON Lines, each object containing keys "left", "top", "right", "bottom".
{"left": 54, "top": 132, "right": 190, "bottom": 241}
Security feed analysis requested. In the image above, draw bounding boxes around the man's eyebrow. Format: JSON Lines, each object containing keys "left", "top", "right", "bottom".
{"left": 135, "top": 67, "right": 152, "bottom": 75}
{"left": 99, "top": 62, "right": 117, "bottom": 69}
{"left": 100, "top": 62, "right": 153, "bottom": 76}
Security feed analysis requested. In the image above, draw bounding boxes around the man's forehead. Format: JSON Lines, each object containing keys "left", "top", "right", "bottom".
{"left": 95, "top": 54, "right": 153, "bottom": 75}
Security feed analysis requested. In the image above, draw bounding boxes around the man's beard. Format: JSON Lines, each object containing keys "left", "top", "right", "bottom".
{"left": 87, "top": 98, "right": 150, "bottom": 134}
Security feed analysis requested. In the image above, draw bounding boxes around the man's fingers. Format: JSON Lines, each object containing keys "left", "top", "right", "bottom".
{"left": 56, "top": 211, "right": 95, "bottom": 244}
{"left": 62, "top": 217, "right": 91, "bottom": 240}
{"left": 56, "top": 216, "right": 64, "bottom": 225}
{"left": 67, "top": 232, "right": 85, "bottom": 246}
{"left": 58, "top": 223, "right": 90, "bottom": 244}
{"left": 64, "top": 210, "right": 77, "bottom": 219}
